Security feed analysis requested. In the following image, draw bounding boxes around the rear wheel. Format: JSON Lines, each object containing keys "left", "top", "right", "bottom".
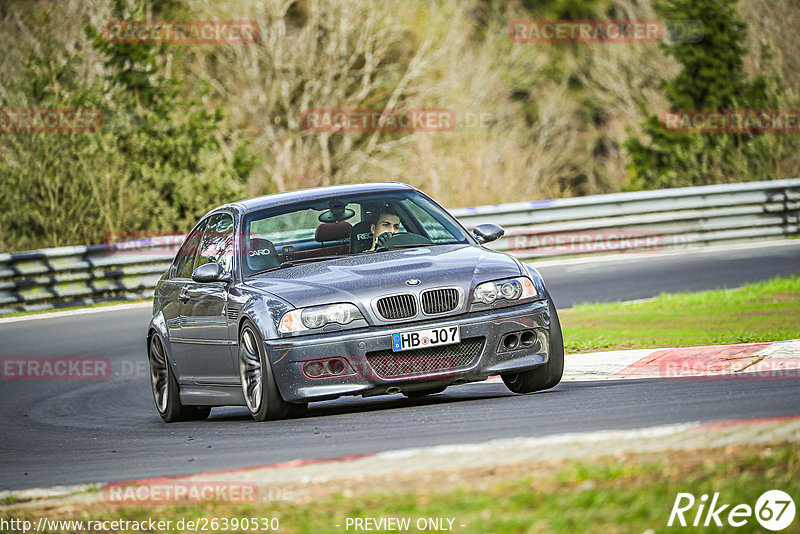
{"left": 148, "top": 334, "right": 210, "bottom": 422}
{"left": 239, "top": 320, "right": 307, "bottom": 421}
{"left": 502, "top": 292, "right": 564, "bottom": 394}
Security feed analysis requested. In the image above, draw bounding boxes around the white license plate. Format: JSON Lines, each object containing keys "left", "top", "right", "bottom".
{"left": 391, "top": 325, "right": 460, "bottom": 352}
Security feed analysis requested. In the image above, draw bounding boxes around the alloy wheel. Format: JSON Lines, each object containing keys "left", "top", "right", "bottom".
{"left": 239, "top": 326, "right": 263, "bottom": 412}
{"left": 148, "top": 336, "right": 169, "bottom": 413}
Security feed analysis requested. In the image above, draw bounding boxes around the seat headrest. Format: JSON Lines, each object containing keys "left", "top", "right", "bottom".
{"left": 350, "top": 221, "right": 373, "bottom": 253}
{"left": 315, "top": 221, "right": 352, "bottom": 243}
{"left": 246, "top": 238, "right": 280, "bottom": 273}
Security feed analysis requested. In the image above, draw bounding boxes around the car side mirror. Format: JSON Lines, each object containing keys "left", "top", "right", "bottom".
{"left": 473, "top": 223, "right": 505, "bottom": 244}
{"left": 192, "top": 262, "right": 231, "bottom": 283}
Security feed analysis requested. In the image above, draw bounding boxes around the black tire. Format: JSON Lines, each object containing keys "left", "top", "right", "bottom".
{"left": 148, "top": 334, "right": 211, "bottom": 423}
{"left": 239, "top": 320, "right": 307, "bottom": 422}
{"left": 402, "top": 386, "right": 447, "bottom": 398}
{"left": 501, "top": 291, "right": 564, "bottom": 394}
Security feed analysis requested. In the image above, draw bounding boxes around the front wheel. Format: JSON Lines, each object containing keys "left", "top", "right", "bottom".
{"left": 501, "top": 292, "right": 564, "bottom": 394}
{"left": 238, "top": 320, "right": 307, "bottom": 421}
{"left": 148, "top": 334, "right": 210, "bottom": 422}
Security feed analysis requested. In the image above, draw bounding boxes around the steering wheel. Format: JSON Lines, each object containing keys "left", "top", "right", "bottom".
{"left": 377, "top": 232, "right": 433, "bottom": 248}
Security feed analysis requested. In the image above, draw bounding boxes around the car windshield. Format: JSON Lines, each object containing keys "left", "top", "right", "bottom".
{"left": 242, "top": 190, "right": 470, "bottom": 275}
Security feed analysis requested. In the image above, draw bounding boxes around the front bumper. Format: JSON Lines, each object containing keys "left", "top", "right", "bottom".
{"left": 266, "top": 299, "right": 552, "bottom": 402}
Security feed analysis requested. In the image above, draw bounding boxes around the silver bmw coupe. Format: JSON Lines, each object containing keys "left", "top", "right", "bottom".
{"left": 147, "top": 182, "right": 563, "bottom": 422}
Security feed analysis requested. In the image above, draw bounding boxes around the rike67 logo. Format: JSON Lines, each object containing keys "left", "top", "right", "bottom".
{"left": 668, "top": 490, "right": 796, "bottom": 531}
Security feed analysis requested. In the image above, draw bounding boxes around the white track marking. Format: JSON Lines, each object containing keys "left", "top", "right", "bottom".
{"left": 0, "top": 301, "right": 151, "bottom": 324}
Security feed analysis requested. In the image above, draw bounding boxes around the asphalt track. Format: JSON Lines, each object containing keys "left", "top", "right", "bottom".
{"left": 1, "top": 241, "right": 799, "bottom": 491}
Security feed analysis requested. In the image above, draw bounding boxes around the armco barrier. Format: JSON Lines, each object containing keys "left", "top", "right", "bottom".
{"left": 1, "top": 179, "right": 798, "bottom": 315}
{"left": 0, "top": 238, "right": 181, "bottom": 315}
{"left": 453, "top": 178, "right": 800, "bottom": 259}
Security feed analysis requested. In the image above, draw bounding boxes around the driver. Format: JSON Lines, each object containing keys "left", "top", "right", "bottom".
{"left": 369, "top": 209, "right": 401, "bottom": 251}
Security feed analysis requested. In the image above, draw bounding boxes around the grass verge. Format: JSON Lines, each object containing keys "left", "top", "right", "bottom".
{"left": 3, "top": 443, "right": 797, "bottom": 533}
{"left": 560, "top": 274, "right": 800, "bottom": 353}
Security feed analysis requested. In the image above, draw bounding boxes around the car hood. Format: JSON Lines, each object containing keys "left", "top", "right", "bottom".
{"left": 244, "top": 244, "right": 522, "bottom": 311}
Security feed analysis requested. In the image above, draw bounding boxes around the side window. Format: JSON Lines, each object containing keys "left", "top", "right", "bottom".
{"left": 194, "top": 213, "right": 235, "bottom": 274}
{"left": 249, "top": 210, "right": 318, "bottom": 244}
{"left": 173, "top": 220, "right": 208, "bottom": 279}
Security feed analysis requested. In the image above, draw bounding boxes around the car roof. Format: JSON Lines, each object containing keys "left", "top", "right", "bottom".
{"left": 226, "top": 182, "right": 417, "bottom": 214}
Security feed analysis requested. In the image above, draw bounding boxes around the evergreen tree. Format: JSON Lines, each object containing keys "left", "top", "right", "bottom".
{"left": 624, "top": 0, "right": 789, "bottom": 190}
{"left": 84, "top": 0, "right": 257, "bottom": 228}
{"left": 0, "top": 0, "right": 256, "bottom": 250}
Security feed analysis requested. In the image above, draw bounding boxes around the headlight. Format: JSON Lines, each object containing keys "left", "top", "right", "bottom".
{"left": 279, "top": 303, "right": 364, "bottom": 333}
{"left": 473, "top": 276, "right": 537, "bottom": 305}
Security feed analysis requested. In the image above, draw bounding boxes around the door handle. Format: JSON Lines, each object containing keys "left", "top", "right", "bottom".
{"left": 179, "top": 288, "right": 191, "bottom": 303}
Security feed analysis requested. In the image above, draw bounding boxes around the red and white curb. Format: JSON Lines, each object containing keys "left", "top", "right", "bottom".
{"left": 210, "top": 416, "right": 800, "bottom": 488}
{"left": 5, "top": 416, "right": 799, "bottom": 504}
{"left": 3, "top": 340, "right": 798, "bottom": 503}
{"left": 563, "top": 339, "right": 800, "bottom": 381}
{"left": 484, "top": 339, "right": 800, "bottom": 383}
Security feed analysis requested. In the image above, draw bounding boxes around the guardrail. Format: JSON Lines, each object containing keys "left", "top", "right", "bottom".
{"left": 1, "top": 179, "right": 798, "bottom": 315}
{"left": 453, "top": 178, "right": 800, "bottom": 260}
